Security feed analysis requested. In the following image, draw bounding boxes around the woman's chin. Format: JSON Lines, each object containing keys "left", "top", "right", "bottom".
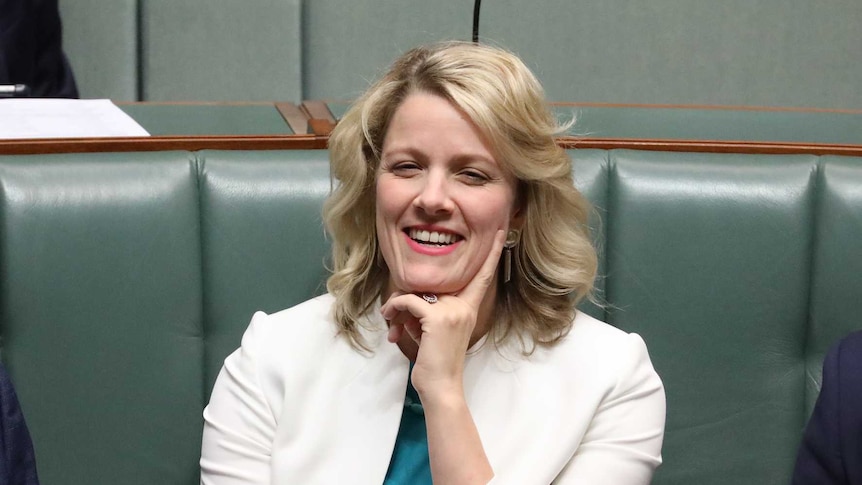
{"left": 399, "top": 279, "right": 463, "bottom": 295}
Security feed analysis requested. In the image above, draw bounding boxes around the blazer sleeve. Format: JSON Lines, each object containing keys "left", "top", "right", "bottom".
{"left": 201, "top": 312, "right": 277, "bottom": 485}
{"left": 552, "top": 333, "right": 666, "bottom": 485}
{"left": 791, "top": 332, "right": 862, "bottom": 485}
{"left": 0, "top": 363, "right": 40, "bottom": 485}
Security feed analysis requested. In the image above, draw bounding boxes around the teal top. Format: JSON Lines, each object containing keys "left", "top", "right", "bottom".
{"left": 383, "top": 371, "right": 432, "bottom": 485}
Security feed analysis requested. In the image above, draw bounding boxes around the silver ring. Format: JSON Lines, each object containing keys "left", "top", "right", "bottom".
{"left": 421, "top": 293, "right": 438, "bottom": 304}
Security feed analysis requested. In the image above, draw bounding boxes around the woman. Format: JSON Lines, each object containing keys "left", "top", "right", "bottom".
{"left": 201, "top": 41, "right": 665, "bottom": 484}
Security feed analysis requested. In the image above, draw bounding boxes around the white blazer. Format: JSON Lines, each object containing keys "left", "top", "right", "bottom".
{"left": 201, "top": 294, "right": 665, "bottom": 485}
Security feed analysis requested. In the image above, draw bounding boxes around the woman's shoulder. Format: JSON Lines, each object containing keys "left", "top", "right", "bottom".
{"left": 249, "top": 292, "right": 335, "bottom": 332}
{"left": 541, "top": 311, "right": 660, "bottom": 383}
{"left": 564, "top": 311, "right": 649, "bottom": 351}
{"left": 239, "top": 293, "right": 388, "bottom": 365}
{"left": 238, "top": 294, "right": 344, "bottom": 363}
{"left": 263, "top": 293, "right": 337, "bottom": 328}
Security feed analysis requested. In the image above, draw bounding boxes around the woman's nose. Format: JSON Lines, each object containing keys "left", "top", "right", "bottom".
{"left": 414, "top": 173, "right": 454, "bottom": 215}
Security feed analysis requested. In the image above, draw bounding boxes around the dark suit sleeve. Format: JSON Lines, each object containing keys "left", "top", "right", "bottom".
{"left": 30, "top": 0, "right": 79, "bottom": 98}
{"left": 0, "top": 363, "right": 40, "bottom": 485}
{"left": 792, "top": 332, "right": 862, "bottom": 485}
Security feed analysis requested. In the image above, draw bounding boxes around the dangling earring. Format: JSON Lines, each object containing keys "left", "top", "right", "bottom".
{"left": 503, "top": 229, "right": 520, "bottom": 283}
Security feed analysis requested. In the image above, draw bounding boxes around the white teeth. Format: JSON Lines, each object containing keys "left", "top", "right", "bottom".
{"left": 409, "top": 229, "right": 457, "bottom": 245}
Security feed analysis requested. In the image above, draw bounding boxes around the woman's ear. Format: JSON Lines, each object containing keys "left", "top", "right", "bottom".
{"left": 509, "top": 181, "right": 526, "bottom": 230}
{"left": 509, "top": 207, "right": 524, "bottom": 232}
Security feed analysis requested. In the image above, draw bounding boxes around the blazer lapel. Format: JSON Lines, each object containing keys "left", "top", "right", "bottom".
{"left": 327, "top": 323, "right": 410, "bottom": 484}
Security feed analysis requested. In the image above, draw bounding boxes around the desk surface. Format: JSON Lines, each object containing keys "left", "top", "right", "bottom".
{"left": 119, "top": 103, "right": 295, "bottom": 136}
{"left": 2, "top": 101, "right": 862, "bottom": 156}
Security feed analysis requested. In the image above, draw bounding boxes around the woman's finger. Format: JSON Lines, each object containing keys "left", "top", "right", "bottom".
{"left": 381, "top": 292, "right": 428, "bottom": 321}
{"left": 387, "top": 321, "right": 404, "bottom": 343}
{"left": 383, "top": 292, "right": 427, "bottom": 343}
{"left": 403, "top": 318, "right": 422, "bottom": 342}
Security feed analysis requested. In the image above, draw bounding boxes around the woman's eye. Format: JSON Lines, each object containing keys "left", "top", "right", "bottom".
{"left": 460, "top": 170, "right": 490, "bottom": 184}
{"left": 390, "top": 162, "right": 421, "bottom": 176}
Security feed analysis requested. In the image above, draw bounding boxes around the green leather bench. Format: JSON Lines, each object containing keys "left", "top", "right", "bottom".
{"left": 0, "top": 149, "right": 859, "bottom": 484}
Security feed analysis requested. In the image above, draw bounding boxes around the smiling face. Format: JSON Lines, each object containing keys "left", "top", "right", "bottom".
{"left": 376, "top": 92, "right": 520, "bottom": 296}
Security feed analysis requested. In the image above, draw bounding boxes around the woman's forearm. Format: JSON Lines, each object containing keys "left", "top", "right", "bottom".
{"left": 421, "top": 385, "right": 494, "bottom": 485}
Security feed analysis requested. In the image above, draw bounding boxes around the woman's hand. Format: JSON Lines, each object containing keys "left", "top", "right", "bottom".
{"left": 380, "top": 229, "right": 506, "bottom": 402}
{"left": 381, "top": 229, "right": 504, "bottom": 485}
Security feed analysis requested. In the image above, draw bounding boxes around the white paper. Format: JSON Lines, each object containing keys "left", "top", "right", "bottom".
{"left": 0, "top": 98, "right": 150, "bottom": 139}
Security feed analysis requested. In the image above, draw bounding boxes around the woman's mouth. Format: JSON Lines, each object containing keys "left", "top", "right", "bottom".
{"left": 406, "top": 228, "right": 462, "bottom": 246}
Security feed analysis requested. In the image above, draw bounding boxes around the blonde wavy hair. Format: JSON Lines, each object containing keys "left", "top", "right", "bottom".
{"left": 324, "top": 41, "right": 597, "bottom": 353}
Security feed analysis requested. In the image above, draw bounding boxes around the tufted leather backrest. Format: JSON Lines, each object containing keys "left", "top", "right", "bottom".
{"left": 0, "top": 149, "right": 859, "bottom": 484}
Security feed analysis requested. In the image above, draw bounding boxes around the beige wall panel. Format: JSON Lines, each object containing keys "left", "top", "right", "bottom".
{"left": 59, "top": 0, "right": 138, "bottom": 101}
{"left": 302, "top": 0, "right": 473, "bottom": 100}
{"left": 142, "top": 0, "right": 302, "bottom": 101}
{"left": 481, "top": 0, "right": 862, "bottom": 108}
